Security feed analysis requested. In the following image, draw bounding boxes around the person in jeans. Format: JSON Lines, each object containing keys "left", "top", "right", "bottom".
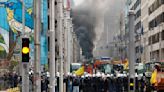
{"left": 72, "top": 76, "right": 80, "bottom": 92}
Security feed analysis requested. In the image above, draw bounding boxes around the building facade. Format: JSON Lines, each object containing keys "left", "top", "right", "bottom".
{"left": 47, "top": 0, "right": 80, "bottom": 73}
{"left": 127, "top": 0, "right": 164, "bottom": 63}
{"left": 141, "top": 0, "right": 149, "bottom": 63}
{"left": 147, "top": 0, "right": 164, "bottom": 62}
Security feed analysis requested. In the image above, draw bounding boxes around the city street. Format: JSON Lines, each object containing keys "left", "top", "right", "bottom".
{"left": 0, "top": 0, "right": 164, "bottom": 92}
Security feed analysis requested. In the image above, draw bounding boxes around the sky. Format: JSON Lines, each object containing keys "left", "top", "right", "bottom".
{"left": 73, "top": 0, "right": 84, "bottom": 6}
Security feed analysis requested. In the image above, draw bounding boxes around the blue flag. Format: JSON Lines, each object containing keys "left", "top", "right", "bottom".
{"left": 141, "top": 25, "right": 144, "bottom": 35}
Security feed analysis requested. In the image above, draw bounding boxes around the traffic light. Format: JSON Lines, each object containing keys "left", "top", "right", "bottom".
{"left": 22, "top": 38, "right": 30, "bottom": 62}
{"left": 130, "top": 78, "right": 134, "bottom": 90}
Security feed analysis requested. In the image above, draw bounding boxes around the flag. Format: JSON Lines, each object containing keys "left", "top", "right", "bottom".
{"left": 74, "top": 66, "right": 84, "bottom": 76}
{"left": 141, "top": 25, "right": 144, "bottom": 35}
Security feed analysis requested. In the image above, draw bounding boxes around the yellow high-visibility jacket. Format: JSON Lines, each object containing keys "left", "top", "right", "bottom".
{"left": 150, "top": 69, "right": 157, "bottom": 85}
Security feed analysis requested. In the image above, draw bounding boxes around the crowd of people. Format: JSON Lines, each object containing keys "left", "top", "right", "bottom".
{"left": 0, "top": 72, "right": 148, "bottom": 92}
{"left": 0, "top": 72, "right": 20, "bottom": 90}
{"left": 64, "top": 75, "right": 127, "bottom": 92}
{"left": 53, "top": 73, "right": 146, "bottom": 92}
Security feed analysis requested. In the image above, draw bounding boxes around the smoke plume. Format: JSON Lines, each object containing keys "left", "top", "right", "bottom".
{"left": 72, "top": 0, "right": 111, "bottom": 59}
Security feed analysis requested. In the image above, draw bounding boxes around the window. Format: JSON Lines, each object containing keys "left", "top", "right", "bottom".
{"left": 48, "top": 37, "right": 50, "bottom": 51}
{"left": 149, "top": 33, "right": 160, "bottom": 45}
{"left": 48, "top": 15, "right": 50, "bottom": 30}
{"left": 161, "top": 30, "right": 164, "bottom": 40}
{"left": 149, "top": 12, "right": 164, "bottom": 29}
{"left": 135, "top": 21, "right": 141, "bottom": 31}
{"left": 149, "top": 6, "right": 153, "bottom": 14}
{"left": 149, "top": 0, "right": 163, "bottom": 15}
{"left": 135, "top": 10, "right": 141, "bottom": 20}
{"left": 134, "top": 0, "right": 141, "bottom": 10}
{"left": 47, "top": 0, "right": 49, "bottom": 9}
{"left": 151, "top": 33, "right": 159, "bottom": 44}
{"left": 149, "top": 37, "right": 151, "bottom": 45}
{"left": 135, "top": 46, "right": 140, "bottom": 53}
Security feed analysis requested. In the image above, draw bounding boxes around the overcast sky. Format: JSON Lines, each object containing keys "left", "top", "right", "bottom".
{"left": 73, "top": 0, "right": 84, "bottom": 6}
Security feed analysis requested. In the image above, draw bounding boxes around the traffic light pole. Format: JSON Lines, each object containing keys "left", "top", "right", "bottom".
{"left": 128, "top": 10, "right": 135, "bottom": 92}
{"left": 21, "top": 0, "right": 29, "bottom": 92}
{"left": 22, "top": 63, "right": 29, "bottom": 92}
{"left": 34, "top": 0, "right": 41, "bottom": 92}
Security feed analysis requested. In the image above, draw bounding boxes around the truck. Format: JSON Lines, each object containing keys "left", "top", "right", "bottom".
{"left": 70, "top": 63, "right": 82, "bottom": 73}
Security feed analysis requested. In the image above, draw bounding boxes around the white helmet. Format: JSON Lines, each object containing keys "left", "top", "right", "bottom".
{"left": 81, "top": 75, "right": 84, "bottom": 78}
{"left": 67, "top": 72, "right": 70, "bottom": 76}
{"left": 93, "top": 74, "right": 96, "bottom": 77}
{"left": 96, "top": 72, "right": 101, "bottom": 77}
{"left": 73, "top": 74, "right": 76, "bottom": 77}
{"left": 106, "top": 74, "right": 110, "bottom": 77}
{"left": 135, "top": 73, "right": 138, "bottom": 77}
{"left": 56, "top": 72, "right": 60, "bottom": 77}
{"left": 101, "top": 73, "right": 105, "bottom": 78}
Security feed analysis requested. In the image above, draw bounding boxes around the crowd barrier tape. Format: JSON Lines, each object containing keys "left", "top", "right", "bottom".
{"left": 6, "top": 87, "right": 20, "bottom": 92}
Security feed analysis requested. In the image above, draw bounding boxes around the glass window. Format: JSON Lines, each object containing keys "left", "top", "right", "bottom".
{"left": 149, "top": 0, "right": 163, "bottom": 15}
{"left": 162, "top": 30, "right": 164, "bottom": 40}
{"left": 149, "top": 12, "right": 164, "bottom": 29}
{"left": 149, "top": 37, "right": 151, "bottom": 45}
{"left": 162, "top": 0, "right": 164, "bottom": 4}
{"left": 48, "top": 15, "right": 50, "bottom": 30}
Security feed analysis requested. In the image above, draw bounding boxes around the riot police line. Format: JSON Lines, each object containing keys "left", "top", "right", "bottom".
{"left": 54, "top": 72, "right": 146, "bottom": 92}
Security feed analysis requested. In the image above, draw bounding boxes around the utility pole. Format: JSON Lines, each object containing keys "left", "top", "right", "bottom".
{"left": 49, "top": 0, "right": 56, "bottom": 92}
{"left": 58, "top": 0, "right": 64, "bottom": 92}
{"left": 34, "top": 0, "right": 41, "bottom": 92}
{"left": 128, "top": 10, "right": 135, "bottom": 92}
{"left": 21, "top": 0, "right": 29, "bottom": 92}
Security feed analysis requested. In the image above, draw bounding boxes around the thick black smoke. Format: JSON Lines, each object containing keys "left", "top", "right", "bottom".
{"left": 72, "top": 7, "right": 96, "bottom": 59}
